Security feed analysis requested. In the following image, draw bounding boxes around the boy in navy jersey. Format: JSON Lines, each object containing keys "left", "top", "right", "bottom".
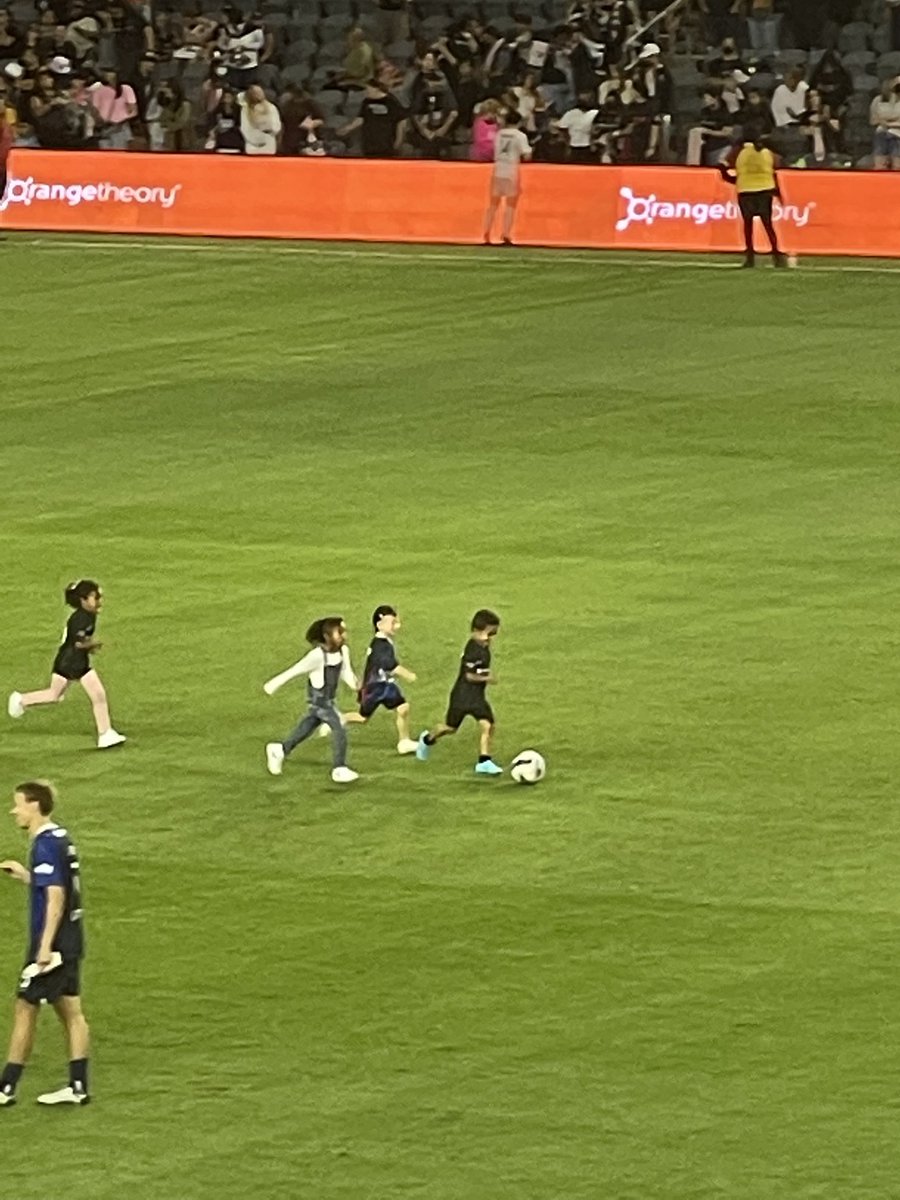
{"left": 342, "top": 606, "right": 419, "bottom": 755}
{"left": 416, "top": 609, "right": 502, "bottom": 775}
{"left": 0, "top": 782, "right": 91, "bottom": 1108}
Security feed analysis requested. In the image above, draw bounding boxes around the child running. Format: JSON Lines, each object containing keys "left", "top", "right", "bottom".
{"left": 341, "top": 606, "right": 419, "bottom": 755}
{"left": 7, "top": 580, "right": 126, "bottom": 750}
{"left": 416, "top": 609, "right": 503, "bottom": 776}
{"left": 263, "top": 616, "right": 360, "bottom": 784}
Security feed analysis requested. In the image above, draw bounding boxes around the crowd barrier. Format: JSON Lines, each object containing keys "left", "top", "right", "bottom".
{"left": 4, "top": 149, "right": 900, "bottom": 256}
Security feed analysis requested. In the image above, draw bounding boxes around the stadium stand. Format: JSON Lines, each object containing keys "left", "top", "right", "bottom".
{"left": 0, "top": 0, "right": 899, "bottom": 167}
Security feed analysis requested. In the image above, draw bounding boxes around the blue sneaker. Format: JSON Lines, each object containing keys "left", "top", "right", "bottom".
{"left": 475, "top": 759, "right": 503, "bottom": 776}
{"left": 416, "top": 732, "right": 431, "bottom": 761}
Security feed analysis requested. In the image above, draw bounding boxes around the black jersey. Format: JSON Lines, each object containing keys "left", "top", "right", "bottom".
{"left": 52, "top": 607, "right": 95, "bottom": 679}
{"left": 363, "top": 635, "right": 398, "bottom": 686}
{"left": 27, "top": 823, "right": 84, "bottom": 963}
{"left": 451, "top": 638, "right": 491, "bottom": 699}
{"left": 61, "top": 608, "right": 95, "bottom": 652}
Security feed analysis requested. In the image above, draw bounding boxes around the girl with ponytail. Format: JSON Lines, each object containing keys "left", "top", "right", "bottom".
{"left": 7, "top": 580, "right": 126, "bottom": 749}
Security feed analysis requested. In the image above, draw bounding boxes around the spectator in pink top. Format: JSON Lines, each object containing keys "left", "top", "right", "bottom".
{"left": 470, "top": 98, "right": 501, "bottom": 161}
{"left": 90, "top": 69, "right": 137, "bottom": 149}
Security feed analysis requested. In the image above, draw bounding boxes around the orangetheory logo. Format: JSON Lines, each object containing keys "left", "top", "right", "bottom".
{"left": 615, "top": 186, "right": 815, "bottom": 232}
{"left": 0, "top": 174, "right": 182, "bottom": 211}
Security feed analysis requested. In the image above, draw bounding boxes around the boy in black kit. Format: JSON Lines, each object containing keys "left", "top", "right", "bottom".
{"left": 343, "top": 606, "right": 419, "bottom": 755}
{"left": 416, "top": 609, "right": 502, "bottom": 776}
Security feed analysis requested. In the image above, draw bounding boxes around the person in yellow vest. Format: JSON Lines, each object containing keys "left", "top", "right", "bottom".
{"left": 718, "top": 129, "right": 788, "bottom": 269}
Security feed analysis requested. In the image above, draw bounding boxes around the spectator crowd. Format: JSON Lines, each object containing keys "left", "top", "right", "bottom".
{"left": 0, "top": 0, "right": 898, "bottom": 167}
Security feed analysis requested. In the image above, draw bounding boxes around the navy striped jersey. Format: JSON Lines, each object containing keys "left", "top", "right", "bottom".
{"left": 28, "top": 824, "right": 84, "bottom": 962}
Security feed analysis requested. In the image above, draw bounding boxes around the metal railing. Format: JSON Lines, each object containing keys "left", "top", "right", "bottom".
{"left": 623, "top": 0, "right": 692, "bottom": 54}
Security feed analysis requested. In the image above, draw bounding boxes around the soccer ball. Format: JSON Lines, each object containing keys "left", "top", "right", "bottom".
{"left": 510, "top": 750, "right": 546, "bottom": 785}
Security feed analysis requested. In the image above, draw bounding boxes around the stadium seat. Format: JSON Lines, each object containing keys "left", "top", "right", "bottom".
{"left": 482, "top": 0, "right": 512, "bottom": 19}
{"left": 281, "top": 63, "right": 312, "bottom": 87}
{"left": 343, "top": 89, "right": 364, "bottom": 118}
{"left": 322, "top": 0, "right": 355, "bottom": 13}
{"left": 674, "top": 85, "right": 702, "bottom": 116}
{"left": 669, "top": 57, "right": 703, "bottom": 86}
{"left": 283, "top": 40, "right": 317, "bottom": 65}
{"left": 876, "top": 50, "right": 900, "bottom": 79}
{"left": 749, "top": 71, "right": 775, "bottom": 92}
{"left": 315, "top": 38, "right": 347, "bottom": 65}
{"left": 417, "top": 15, "right": 448, "bottom": 39}
{"left": 870, "top": 25, "right": 891, "bottom": 55}
{"left": 9, "top": 0, "right": 36, "bottom": 22}
{"left": 385, "top": 39, "right": 417, "bottom": 61}
{"left": 842, "top": 49, "right": 876, "bottom": 72}
{"left": 256, "top": 62, "right": 282, "bottom": 93}
{"left": 848, "top": 91, "right": 874, "bottom": 116}
{"left": 317, "top": 14, "right": 352, "bottom": 39}
{"left": 414, "top": 0, "right": 449, "bottom": 16}
{"left": 309, "top": 65, "right": 337, "bottom": 89}
{"left": 838, "top": 22, "right": 873, "bottom": 54}
{"left": 772, "top": 49, "right": 807, "bottom": 71}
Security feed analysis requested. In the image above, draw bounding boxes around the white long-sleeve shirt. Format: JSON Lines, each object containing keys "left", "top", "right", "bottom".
{"left": 264, "top": 646, "right": 358, "bottom": 696}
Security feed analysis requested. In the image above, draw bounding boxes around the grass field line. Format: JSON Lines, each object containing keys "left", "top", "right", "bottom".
{"left": 16, "top": 235, "right": 900, "bottom": 274}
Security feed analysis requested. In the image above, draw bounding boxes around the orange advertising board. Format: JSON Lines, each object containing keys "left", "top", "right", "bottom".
{"left": 4, "top": 149, "right": 900, "bottom": 256}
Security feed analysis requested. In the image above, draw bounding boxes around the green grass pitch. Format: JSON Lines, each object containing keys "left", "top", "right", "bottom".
{"left": 2, "top": 237, "right": 899, "bottom": 1199}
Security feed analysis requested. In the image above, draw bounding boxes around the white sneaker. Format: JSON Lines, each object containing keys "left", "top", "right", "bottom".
{"left": 0, "top": 1090, "right": 16, "bottom": 1107}
{"left": 317, "top": 723, "right": 331, "bottom": 738}
{"left": 36, "top": 1085, "right": 89, "bottom": 1106}
{"left": 397, "top": 739, "right": 419, "bottom": 756}
{"left": 331, "top": 767, "right": 358, "bottom": 784}
{"left": 97, "top": 729, "right": 126, "bottom": 750}
{"left": 265, "top": 742, "right": 284, "bottom": 776}
{"left": 7, "top": 692, "right": 24, "bottom": 719}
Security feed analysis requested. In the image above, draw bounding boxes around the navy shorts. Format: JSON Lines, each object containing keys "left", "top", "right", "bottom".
{"left": 359, "top": 681, "right": 406, "bottom": 719}
{"left": 17, "top": 958, "right": 81, "bottom": 1006}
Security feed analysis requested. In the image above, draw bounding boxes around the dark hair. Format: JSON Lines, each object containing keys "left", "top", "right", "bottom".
{"left": 305, "top": 616, "right": 344, "bottom": 645}
{"left": 471, "top": 608, "right": 500, "bottom": 631}
{"left": 16, "top": 780, "right": 56, "bottom": 815}
{"left": 64, "top": 578, "right": 99, "bottom": 608}
{"left": 372, "top": 605, "right": 397, "bottom": 629}
{"left": 505, "top": 109, "right": 523, "bottom": 126}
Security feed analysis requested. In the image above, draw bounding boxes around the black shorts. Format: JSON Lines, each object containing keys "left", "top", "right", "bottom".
{"left": 52, "top": 652, "right": 91, "bottom": 681}
{"left": 17, "top": 958, "right": 81, "bottom": 1007}
{"left": 739, "top": 190, "right": 775, "bottom": 219}
{"left": 358, "top": 681, "right": 406, "bottom": 719}
{"left": 445, "top": 689, "right": 495, "bottom": 730}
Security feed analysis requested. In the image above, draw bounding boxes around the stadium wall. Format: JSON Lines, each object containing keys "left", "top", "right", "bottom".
{"left": 4, "top": 150, "right": 900, "bottom": 257}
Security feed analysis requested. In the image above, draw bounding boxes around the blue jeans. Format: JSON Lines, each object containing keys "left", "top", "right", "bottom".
{"left": 873, "top": 129, "right": 900, "bottom": 160}
{"left": 747, "top": 14, "right": 780, "bottom": 56}
{"left": 282, "top": 700, "right": 347, "bottom": 767}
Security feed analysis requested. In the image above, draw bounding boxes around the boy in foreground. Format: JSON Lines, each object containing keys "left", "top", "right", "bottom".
{"left": 416, "top": 609, "right": 502, "bottom": 776}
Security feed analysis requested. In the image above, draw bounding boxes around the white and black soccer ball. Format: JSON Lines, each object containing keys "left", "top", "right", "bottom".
{"left": 510, "top": 750, "right": 546, "bottom": 785}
